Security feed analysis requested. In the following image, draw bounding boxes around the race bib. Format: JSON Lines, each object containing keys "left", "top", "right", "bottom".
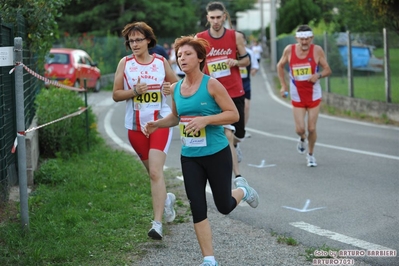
{"left": 207, "top": 58, "right": 231, "bottom": 79}
{"left": 239, "top": 67, "right": 248, "bottom": 78}
{"left": 179, "top": 116, "right": 207, "bottom": 147}
{"left": 292, "top": 64, "right": 312, "bottom": 81}
{"left": 133, "top": 84, "right": 161, "bottom": 111}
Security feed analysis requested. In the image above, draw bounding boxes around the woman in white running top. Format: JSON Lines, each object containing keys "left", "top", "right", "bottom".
{"left": 112, "top": 21, "right": 179, "bottom": 240}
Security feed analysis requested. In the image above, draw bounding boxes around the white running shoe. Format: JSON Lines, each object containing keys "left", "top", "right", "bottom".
{"left": 297, "top": 138, "right": 307, "bottom": 154}
{"left": 200, "top": 261, "right": 219, "bottom": 266}
{"left": 234, "top": 177, "right": 259, "bottom": 208}
{"left": 307, "top": 154, "right": 317, "bottom": 167}
{"left": 147, "top": 221, "right": 162, "bottom": 240}
{"left": 163, "top": 192, "right": 176, "bottom": 223}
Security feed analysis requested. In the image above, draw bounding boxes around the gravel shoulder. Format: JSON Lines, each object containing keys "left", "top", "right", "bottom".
{"left": 131, "top": 168, "right": 371, "bottom": 266}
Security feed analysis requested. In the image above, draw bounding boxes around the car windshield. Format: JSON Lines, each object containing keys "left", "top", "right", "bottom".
{"left": 45, "top": 53, "right": 70, "bottom": 64}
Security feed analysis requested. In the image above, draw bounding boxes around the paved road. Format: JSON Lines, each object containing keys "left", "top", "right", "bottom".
{"left": 88, "top": 63, "right": 398, "bottom": 266}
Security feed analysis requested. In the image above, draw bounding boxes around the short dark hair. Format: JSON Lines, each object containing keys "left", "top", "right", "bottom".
{"left": 173, "top": 36, "right": 209, "bottom": 71}
{"left": 206, "top": 1, "right": 226, "bottom": 13}
{"left": 121, "top": 21, "right": 157, "bottom": 51}
{"left": 297, "top": 25, "right": 312, "bottom": 32}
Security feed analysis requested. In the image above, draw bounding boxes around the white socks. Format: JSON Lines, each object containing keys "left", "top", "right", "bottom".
{"left": 203, "top": 256, "right": 216, "bottom": 264}
{"left": 238, "top": 186, "right": 248, "bottom": 199}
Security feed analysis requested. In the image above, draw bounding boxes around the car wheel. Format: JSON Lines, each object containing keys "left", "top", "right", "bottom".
{"left": 94, "top": 79, "right": 101, "bottom": 93}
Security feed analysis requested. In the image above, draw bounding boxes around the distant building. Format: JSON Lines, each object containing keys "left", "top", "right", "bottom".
{"left": 236, "top": 1, "right": 271, "bottom": 31}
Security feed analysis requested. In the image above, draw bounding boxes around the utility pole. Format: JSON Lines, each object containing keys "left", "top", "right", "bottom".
{"left": 270, "top": 0, "right": 277, "bottom": 71}
{"left": 260, "top": 0, "right": 265, "bottom": 42}
{"left": 14, "top": 37, "right": 30, "bottom": 232}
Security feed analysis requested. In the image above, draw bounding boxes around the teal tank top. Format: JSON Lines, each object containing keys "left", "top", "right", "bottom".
{"left": 174, "top": 75, "right": 228, "bottom": 157}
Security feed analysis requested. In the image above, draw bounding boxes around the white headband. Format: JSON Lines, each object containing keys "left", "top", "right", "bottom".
{"left": 296, "top": 31, "right": 313, "bottom": 38}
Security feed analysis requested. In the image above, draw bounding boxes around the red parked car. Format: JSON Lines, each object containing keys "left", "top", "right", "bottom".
{"left": 44, "top": 48, "right": 101, "bottom": 92}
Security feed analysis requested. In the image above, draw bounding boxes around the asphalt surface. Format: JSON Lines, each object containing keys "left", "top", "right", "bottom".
{"left": 87, "top": 61, "right": 398, "bottom": 266}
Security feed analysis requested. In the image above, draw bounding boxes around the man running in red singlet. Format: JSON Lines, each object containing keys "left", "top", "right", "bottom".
{"left": 277, "top": 25, "right": 332, "bottom": 167}
{"left": 195, "top": 1, "right": 250, "bottom": 181}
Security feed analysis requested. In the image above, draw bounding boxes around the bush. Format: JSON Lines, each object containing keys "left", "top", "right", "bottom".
{"left": 33, "top": 157, "right": 66, "bottom": 185}
{"left": 35, "top": 87, "right": 100, "bottom": 158}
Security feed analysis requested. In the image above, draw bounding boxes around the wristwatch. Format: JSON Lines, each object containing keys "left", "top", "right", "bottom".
{"left": 318, "top": 73, "right": 322, "bottom": 79}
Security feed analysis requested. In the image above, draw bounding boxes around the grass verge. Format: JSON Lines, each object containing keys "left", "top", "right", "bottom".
{"left": 0, "top": 143, "right": 189, "bottom": 266}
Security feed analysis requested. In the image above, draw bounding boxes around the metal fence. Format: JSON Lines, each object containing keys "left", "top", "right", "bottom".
{"left": 276, "top": 30, "right": 399, "bottom": 104}
{"left": 0, "top": 14, "right": 39, "bottom": 203}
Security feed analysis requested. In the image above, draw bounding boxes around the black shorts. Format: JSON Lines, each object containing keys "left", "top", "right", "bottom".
{"left": 244, "top": 89, "right": 251, "bottom": 100}
{"left": 232, "top": 95, "right": 246, "bottom": 140}
{"left": 181, "top": 145, "right": 236, "bottom": 223}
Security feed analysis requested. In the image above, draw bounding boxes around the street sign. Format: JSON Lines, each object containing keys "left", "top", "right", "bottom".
{"left": 0, "top": 46, "right": 14, "bottom": 67}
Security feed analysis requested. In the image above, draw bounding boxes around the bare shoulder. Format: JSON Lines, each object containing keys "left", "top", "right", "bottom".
{"left": 283, "top": 44, "right": 292, "bottom": 56}
{"left": 278, "top": 45, "right": 291, "bottom": 64}
{"left": 207, "top": 77, "right": 225, "bottom": 94}
{"left": 313, "top": 44, "right": 327, "bottom": 57}
{"left": 117, "top": 56, "right": 127, "bottom": 68}
{"left": 115, "top": 56, "right": 127, "bottom": 73}
{"left": 208, "top": 77, "right": 223, "bottom": 86}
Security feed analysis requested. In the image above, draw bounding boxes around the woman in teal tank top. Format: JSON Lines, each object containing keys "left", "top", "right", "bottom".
{"left": 144, "top": 36, "right": 260, "bottom": 266}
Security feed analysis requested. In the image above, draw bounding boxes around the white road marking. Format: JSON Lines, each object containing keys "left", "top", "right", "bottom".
{"left": 247, "top": 159, "right": 276, "bottom": 168}
{"left": 283, "top": 199, "right": 325, "bottom": 212}
{"left": 104, "top": 108, "right": 136, "bottom": 154}
{"left": 246, "top": 127, "right": 399, "bottom": 161}
{"left": 290, "top": 221, "right": 395, "bottom": 251}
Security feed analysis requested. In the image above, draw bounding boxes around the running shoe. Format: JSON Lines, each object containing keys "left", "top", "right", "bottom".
{"left": 147, "top": 221, "right": 162, "bottom": 240}
{"left": 234, "top": 177, "right": 259, "bottom": 208}
{"left": 307, "top": 154, "right": 317, "bottom": 167}
{"left": 236, "top": 143, "right": 243, "bottom": 163}
{"left": 297, "top": 138, "right": 307, "bottom": 154}
{"left": 200, "top": 260, "right": 219, "bottom": 266}
{"left": 164, "top": 192, "right": 176, "bottom": 223}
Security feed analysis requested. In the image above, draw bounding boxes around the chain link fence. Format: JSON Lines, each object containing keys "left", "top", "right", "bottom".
{"left": 276, "top": 30, "right": 399, "bottom": 104}
{"left": 0, "top": 14, "right": 39, "bottom": 203}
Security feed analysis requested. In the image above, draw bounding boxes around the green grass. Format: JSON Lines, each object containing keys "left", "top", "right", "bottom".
{"left": 0, "top": 143, "right": 188, "bottom": 266}
{"left": 277, "top": 235, "right": 298, "bottom": 246}
{"left": 327, "top": 48, "right": 399, "bottom": 103}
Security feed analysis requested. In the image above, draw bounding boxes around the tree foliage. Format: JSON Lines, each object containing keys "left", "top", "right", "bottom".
{"left": 276, "top": 0, "right": 399, "bottom": 35}
{"left": 354, "top": 0, "right": 399, "bottom": 34}
{"left": 57, "top": 0, "right": 257, "bottom": 37}
{"left": 276, "top": 0, "right": 321, "bottom": 35}
{"left": 0, "top": 0, "right": 71, "bottom": 66}
{"left": 57, "top": 0, "right": 199, "bottom": 37}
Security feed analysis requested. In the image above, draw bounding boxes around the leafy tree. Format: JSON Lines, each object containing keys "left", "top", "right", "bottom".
{"left": 276, "top": 0, "right": 321, "bottom": 35}
{"left": 354, "top": 0, "right": 399, "bottom": 34}
{"left": 1, "top": 0, "right": 71, "bottom": 67}
{"left": 318, "top": 0, "right": 385, "bottom": 33}
{"left": 57, "top": 0, "right": 199, "bottom": 38}
{"left": 276, "top": 0, "right": 398, "bottom": 35}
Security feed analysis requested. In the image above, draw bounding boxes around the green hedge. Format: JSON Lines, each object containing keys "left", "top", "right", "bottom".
{"left": 35, "top": 87, "right": 101, "bottom": 160}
